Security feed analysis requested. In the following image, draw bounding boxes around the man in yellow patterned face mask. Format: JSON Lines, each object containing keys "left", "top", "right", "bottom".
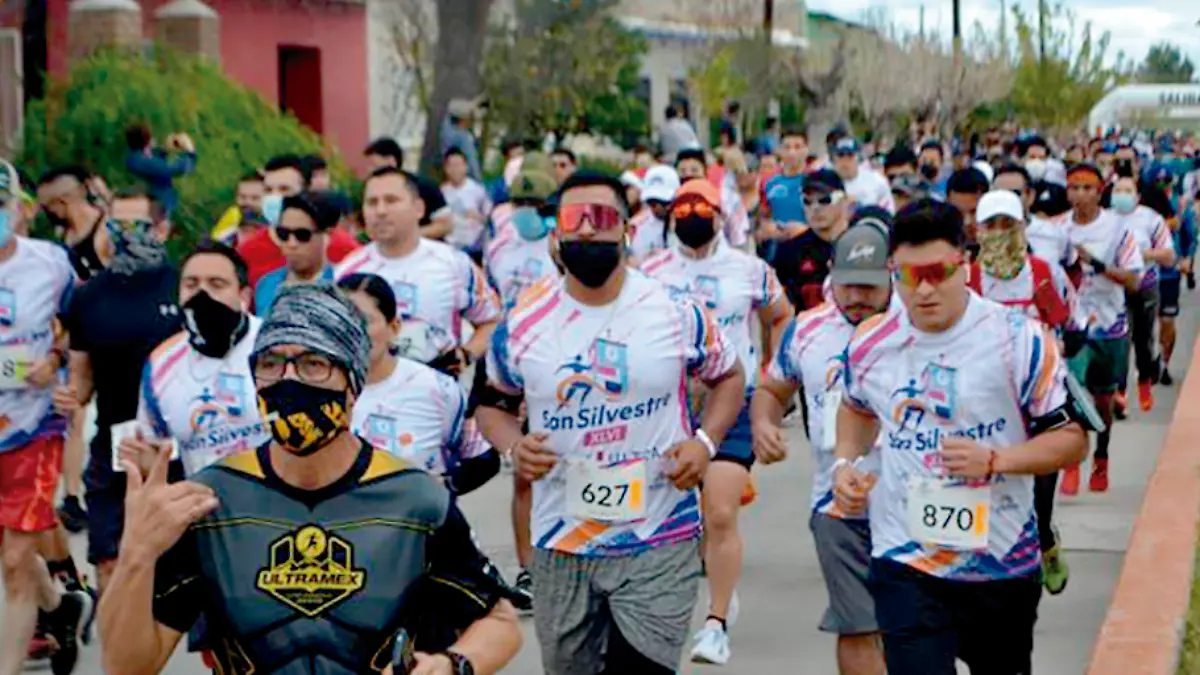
{"left": 976, "top": 196, "right": 1028, "bottom": 280}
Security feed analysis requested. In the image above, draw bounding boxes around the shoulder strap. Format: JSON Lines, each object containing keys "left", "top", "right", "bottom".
{"left": 967, "top": 261, "right": 983, "bottom": 294}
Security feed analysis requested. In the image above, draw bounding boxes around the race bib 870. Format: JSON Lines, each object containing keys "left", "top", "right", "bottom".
{"left": 905, "top": 477, "right": 990, "bottom": 550}
{"left": 566, "top": 459, "right": 647, "bottom": 522}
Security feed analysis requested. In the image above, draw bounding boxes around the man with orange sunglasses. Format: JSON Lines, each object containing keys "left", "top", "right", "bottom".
{"left": 639, "top": 179, "right": 793, "bottom": 666}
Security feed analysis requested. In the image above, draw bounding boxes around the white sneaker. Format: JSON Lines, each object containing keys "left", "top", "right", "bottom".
{"left": 726, "top": 589, "right": 740, "bottom": 628}
{"left": 690, "top": 621, "right": 731, "bottom": 665}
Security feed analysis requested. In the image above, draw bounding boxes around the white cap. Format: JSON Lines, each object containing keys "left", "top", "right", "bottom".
{"left": 972, "top": 160, "right": 995, "bottom": 184}
{"left": 976, "top": 189, "right": 1026, "bottom": 225}
{"left": 641, "top": 165, "right": 681, "bottom": 203}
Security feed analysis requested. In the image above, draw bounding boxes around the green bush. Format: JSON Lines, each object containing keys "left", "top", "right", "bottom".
{"left": 19, "top": 48, "right": 348, "bottom": 252}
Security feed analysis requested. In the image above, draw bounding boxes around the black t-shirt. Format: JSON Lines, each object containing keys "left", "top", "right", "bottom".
{"left": 770, "top": 229, "right": 835, "bottom": 311}
{"left": 1032, "top": 181, "right": 1070, "bottom": 218}
{"left": 64, "top": 265, "right": 182, "bottom": 479}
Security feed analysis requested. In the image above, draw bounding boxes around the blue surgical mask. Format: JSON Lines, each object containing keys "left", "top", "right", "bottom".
{"left": 261, "top": 194, "right": 284, "bottom": 226}
{"left": 0, "top": 210, "right": 13, "bottom": 247}
{"left": 1111, "top": 193, "right": 1137, "bottom": 215}
{"left": 512, "top": 206, "right": 553, "bottom": 241}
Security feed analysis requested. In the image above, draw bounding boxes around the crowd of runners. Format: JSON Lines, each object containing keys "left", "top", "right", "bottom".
{"left": 0, "top": 111, "right": 1198, "bottom": 675}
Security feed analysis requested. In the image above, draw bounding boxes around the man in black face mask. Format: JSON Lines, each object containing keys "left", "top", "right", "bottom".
{"left": 36, "top": 167, "right": 108, "bottom": 281}
{"left": 100, "top": 284, "right": 523, "bottom": 675}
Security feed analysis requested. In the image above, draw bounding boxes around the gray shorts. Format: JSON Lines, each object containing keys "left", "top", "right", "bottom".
{"left": 530, "top": 539, "right": 702, "bottom": 674}
{"left": 810, "top": 512, "right": 878, "bottom": 635}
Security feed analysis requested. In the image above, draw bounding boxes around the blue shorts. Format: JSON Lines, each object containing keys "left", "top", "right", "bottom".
{"left": 713, "top": 399, "right": 754, "bottom": 470}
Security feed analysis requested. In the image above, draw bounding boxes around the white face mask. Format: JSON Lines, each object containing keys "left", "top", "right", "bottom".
{"left": 1025, "top": 159, "right": 1047, "bottom": 182}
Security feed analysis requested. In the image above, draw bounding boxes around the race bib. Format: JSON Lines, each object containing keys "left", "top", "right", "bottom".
{"left": 111, "top": 420, "right": 180, "bottom": 472}
{"left": 0, "top": 345, "right": 33, "bottom": 390}
{"left": 566, "top": 459, "right": 647, "bottom": 522}
{"left": 820, "top": 389, "right": 842, "bottom": 450}
{"left": 905, "top": 477, "right": 990, "bottom": 550}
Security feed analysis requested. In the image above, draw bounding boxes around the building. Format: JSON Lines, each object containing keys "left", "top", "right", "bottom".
{"left": 1089, "top": 84, "right": 1200, "bottom": 132}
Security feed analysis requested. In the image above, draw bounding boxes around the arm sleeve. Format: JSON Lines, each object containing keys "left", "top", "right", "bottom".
{"left": 682, "top": 300, "right": 738, "bottom": 382}
{"left": 150, "top": 531, "right": 205, "bottom": 633}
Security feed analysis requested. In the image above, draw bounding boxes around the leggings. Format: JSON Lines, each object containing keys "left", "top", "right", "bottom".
{"left": 1033, "top": 473, "right": 1058, "bottom": 552}
{"left": 1122, "top": 287, "right": 1160, "bottom": 388}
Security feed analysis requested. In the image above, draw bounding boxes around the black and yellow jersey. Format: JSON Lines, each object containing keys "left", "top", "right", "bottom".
{"left": 152, "top": 441, "right": 508, "bottom": 674}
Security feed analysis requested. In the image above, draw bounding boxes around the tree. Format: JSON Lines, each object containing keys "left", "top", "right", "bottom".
{"left": 418, "top": 0, "right": 493, "bottom": 176}
{"left": 373, "top": 0, "right": 435, "bottom": 147}
{"left": 1138, "top": 42, "right": 1196, "bottom": 84}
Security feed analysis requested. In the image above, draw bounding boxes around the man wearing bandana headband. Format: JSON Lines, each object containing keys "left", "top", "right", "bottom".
{"left": 99, "top": 284, "right": 523, "bottom": 675}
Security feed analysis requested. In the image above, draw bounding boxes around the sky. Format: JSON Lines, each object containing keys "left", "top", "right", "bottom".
{"left": 805, "top": 0, "right": 1200, "bottom": 70}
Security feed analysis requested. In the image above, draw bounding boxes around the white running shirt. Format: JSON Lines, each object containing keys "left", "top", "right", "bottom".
{"left": 844, "top": 294, "right": 1068, "bottom": 581}
{"left": 1067, "top": 209, "right": 1144, "bottom": 339}
{"left": 487, "top": 271, "right": 738, "bottom": 558}
{"left": 441, "top": 178, "right": 493, "bottom": 252}
{"left": 1026, "top": 213, "right": 1075, "bottom": 270}
{"left": 629, "top": 209, "right": 667, "bottom": 262}
{"left": 974, "top": 256, "right": 1084, "bottom": 332}
{"left": 1117, "top": 205, "right": 1173, "bottom": 291}
{"left": 843, "top": 169, "right": 896, "bottom": 214}
{"left": 484, "top": 226, "right": 559, "bottom": 310}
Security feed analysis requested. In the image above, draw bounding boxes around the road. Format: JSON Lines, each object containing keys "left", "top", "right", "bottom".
{"left": 19, "top": 290, "right": 1199, "bottom": 675}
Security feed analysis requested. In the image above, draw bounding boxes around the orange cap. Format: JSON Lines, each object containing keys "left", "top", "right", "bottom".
{"left": 673, "top": 179, "right": 721, "bottom": 209}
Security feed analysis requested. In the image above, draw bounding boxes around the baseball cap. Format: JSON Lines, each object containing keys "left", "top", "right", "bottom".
{"left": 890, "top": 173, "right": 933, "bottom": 199}
{"left": 642, "top": 165, "right": 681, "bottom": 203}
{"left": 674, "top": 179, "right": 721, "bottom": 208}
{"left": 509, "top": 166, "right": 557, "bottom": 201}
{"left": 803, "top": 169, "right": 845, "bottom": 195}
{"left": 976, "top": 190, "right": 1025, "bottom": 225}
{"left": 832, "top": 218, "right": 890, "bottom": 286}
{"left": 832, "top": 137, "right": 860, "bottom": 156}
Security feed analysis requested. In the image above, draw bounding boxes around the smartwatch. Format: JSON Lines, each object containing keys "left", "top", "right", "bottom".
{"left": 441, "top": 651, "right": 474, "bottom": 675}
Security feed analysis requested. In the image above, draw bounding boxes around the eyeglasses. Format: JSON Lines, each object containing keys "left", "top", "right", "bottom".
{"left": 275, "top": 225, "right": 316, "bottom": 243}
{"left": 891, "top": 253, "right": 965, "bottom": 287}
{"left": 557, "top": 203, "right": 624, "bottom": 234}
{"left": 254, "top": 352, "right": 337, "bottom": 383}
{"left": 672, "top": 200, "right": 716, "bottom": 220}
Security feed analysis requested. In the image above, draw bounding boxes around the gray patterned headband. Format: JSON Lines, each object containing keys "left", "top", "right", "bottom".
{"left": 253, "top": 284, "right": 371, "bottom": 394}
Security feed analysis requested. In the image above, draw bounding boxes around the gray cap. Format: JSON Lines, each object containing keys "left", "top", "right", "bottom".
{"left": 253, "top": 284, "right": 372, "bottom": 395}
{"left": 832, "top": 220, "right": 891, "bottom": 287}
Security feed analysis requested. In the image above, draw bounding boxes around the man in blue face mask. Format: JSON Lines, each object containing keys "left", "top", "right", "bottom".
{"left": 485, "top": 154, "right": 561, "bottom": 311}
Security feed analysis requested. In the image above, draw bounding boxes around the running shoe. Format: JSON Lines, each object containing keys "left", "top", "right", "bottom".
{"left": 1042, "top": 538, "right": 1069, "bottom": 595}
{"left": 740, "top": 477, "right": 757, "bottom": 507}
{"left": 1138, "top": 380, "right": 1154, "bottom": 412}
{"left": 690, "top": 621, "right": 732, "bottom": 666}
{"left": 1089, "top": 458, "right": 1109, "bottom": 493}
{"left": 1161, "top": 368, "right": 1174, "bottom": 386}
{"left": 1060, "top": 464, "right": 1080, "bottom": 496}
{"left": 57, "top": 497, "right": 87, "bottom": 534}
{"left": 27, "top": 614, "right": 54, "bottom": 662}
{"left": 1188, "top": 271, "right": 1196, "bottom": 290}
{"left": 511, "top": 569, "right": 533, "bottom": 614}
{"left": 79, "top": 583, "right": 98, "bottom": 645}
{"left": 1113, "top": 391, "right": 1127, "bottom": 420}
{"left": 47, "top": 590, "right": 90, "bottom": 675}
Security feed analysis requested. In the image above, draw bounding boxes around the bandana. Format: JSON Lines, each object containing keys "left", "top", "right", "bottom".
{"left": 252, "top": 285, "right": 371, "bottom": 395}
{"left": 977, "top": 227, "right": 1026, "bottom": 280}
{"left": 107, "top": 227, "right": 167, "bottom": 276}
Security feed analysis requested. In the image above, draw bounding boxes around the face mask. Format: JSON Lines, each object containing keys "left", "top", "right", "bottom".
{"left": 558, "top": 240, "right": 622, "bottom": 289}
{"left": 977, "top": 227, "right": 1027, "bottom": 280}
{"left": 257, "top": 379, "right": 349, "bottom": 456}
{"left": 1025, "top": 159, "right": 1047, "bottom": 182}
{"left": 1111, "top": 193, "right": 1137, "bottom": 215}
{"left": 1114, "top": 160, "right": 1135, "bottom": 179}
{"left": 674, "top": 215, "right": 717, "bottom": 250}
{"left": 0, "top": 210, "right": 13, "bottom": 248}
{"left": 512, "top": 206, "right": 553, "bottom": 241}
{"left": 240, "top": 206, "right": 262, "bottom": 224}
{"left": 261, "top": 194, "right": 284, "bottom": 227}
{"left": 183, "top": 290, "right": 247, "bottom": 358}
{"left": 919, "top": 163, "right": 940, "bottom": 180}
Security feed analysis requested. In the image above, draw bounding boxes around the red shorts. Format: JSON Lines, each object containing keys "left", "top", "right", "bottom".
{"left": 0, "top": 436, "right": 63, "bottom": 534}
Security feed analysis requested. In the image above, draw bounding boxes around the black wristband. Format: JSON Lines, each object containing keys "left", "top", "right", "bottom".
{"left": 1091, "top": 259, "right": 1107, "bottom": 274}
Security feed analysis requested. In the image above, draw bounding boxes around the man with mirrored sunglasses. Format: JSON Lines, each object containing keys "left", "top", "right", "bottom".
{"left": 477, "top": 171, "right": 746, "bottom": 674}
{"left": 830, "top": 199, "right": 1088, "bottom": 675}
{"left": 770, "top": 169, "right": 852, "bottom": 312}
{"left": 253, "top": 191, "right": 340, "bottom": 314}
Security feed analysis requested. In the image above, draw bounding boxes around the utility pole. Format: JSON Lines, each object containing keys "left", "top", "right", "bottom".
{"left": 999, "top": 0, "right": 1007, "bottom": 60}
{"left": 1037, "top": 0, "right": 1047, "bottom": 64}
{"left": 919, "top": 4, "right": 926, "bottom": 40}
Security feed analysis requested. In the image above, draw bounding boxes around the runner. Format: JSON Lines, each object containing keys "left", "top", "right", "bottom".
{"left": 210, "top": 171, "right": 265, "bottom": 247}
{"left": 335, "top": 168, "right": 501, "bottom": 377}
{"left": 441, "top": 148, "right": 493, "bottom": 264}
{"left": 770, "top": 169, "right": 852, "bottom": 312}
{"left": 363, "top": 137, "right": 455, "bottom": 241}
{"left": 476, "top": 172, "right": 746, "bottom": 674}
{"left": 945, "top": 168, "right": 990, "bottom": 251}
{"left": 338, "top": 272, "right": 499, "bottom": 493}
{"left": 640, "top": 179, "right": 793, "bottom": 665}
{"left": 1064, "top": 164, "right": 1144, "bottom": 495}
{"left": 832, "top": 199, "right": 1089, "bottom": 675}
{"left": 485, "top": 160, "right": 561, "bottom": 309}
{"left": 1109, "top": 176, "right": 1175, "bottom": 413}
{"left": 0, "top": 209, "right": 90, "bottom": 675}
{"left": 1161, "top": 194, "right": 1197, "bottom": 384}
{"left": 832, "top": 137, "right": 894, "bottom": 214}
{"left": 759, "top": 129, "right": 810, "bottom": 260}
{"left": 253, "top": 192, "right": 340, "bottom": 314}
{"left": 752, "top": 217, "right": 893, "bottom": 675}
{"left": 993, "top": 163, "right": 1076, "bottom": 277}
{"left": 35, "top": 167, "right": 109, "bottom": 281}
{"left": 629, "top": 165, "right": 679, "bottom": 262}
{"left": 98, "top": 284, "right": 523, "bottom": 675}
{"left": 673, "top": 149, "right": 750, "bottom": 248}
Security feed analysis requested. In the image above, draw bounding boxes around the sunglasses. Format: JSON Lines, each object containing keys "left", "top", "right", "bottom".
{"left": 890, "top": 253, "right": 965, "bottom": 287}
{"left": 672, "top": 200, "right": 716, "bottom": 220}
{"left": 275, "top": 225, "right": 316, "bottom": 243}
{"left": 107, "top": 218, "right": 154, "bottom": 233}
{"left": 803, "top": 192, "right": 841, "bottom": 208}
{"left": 557, "top": 203, "right": 624, "bottom": 234}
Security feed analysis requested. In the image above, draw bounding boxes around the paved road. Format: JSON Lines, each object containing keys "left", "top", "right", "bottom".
{"left": 19, "top": 290, "right": 1199, "bottom": 675}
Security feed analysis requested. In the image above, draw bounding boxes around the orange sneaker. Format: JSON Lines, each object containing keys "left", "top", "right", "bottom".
{"left": 1113, "top": 390, "right": 1127, "bottom": 420}
{"left": 740, "top": 475, "right": 758, "bottom": 506}
{"left": 1060, "top": 464, "right": 1080, "bottom": 496}
{"left": 1089, "top": 458, "right": 1109, "bottom": 493}
{"left": 1138, "top": 380, "right": 1154, "bottom": 412}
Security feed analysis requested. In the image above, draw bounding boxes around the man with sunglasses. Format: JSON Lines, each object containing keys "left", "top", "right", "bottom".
{"left": 253, "top": 192, "right": 341, "bottom": 314}
{"left": 640, "top": 179, "right": 793, "bottom": 666}
{"left": 771, "top": 169, "right": 852, "bottom": 312}
{"left": 477, "top": 172, "right": 746, "bottom": 675}
{"left": 753, "top": 215, "right": 894, "bottom": 675}
{"left": 831, "top": 199, "right": 1088, "bottom": 675}
{"left": 1063, "top": 163, "right": 1143, "bottom": 495}
{"left": 833, "top": 138, "right": 894, "bottom": 214}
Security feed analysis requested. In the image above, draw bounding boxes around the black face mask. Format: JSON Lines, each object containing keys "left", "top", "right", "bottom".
{"left": 558, "top": 240, "right": 622, "bottom": 289}
{"left": 257, "top": 379, "right": 349, "bottom": 456}
{"left": 183, "top": 290, "right": 248, "bottom": 358}
{"left": 919, "top": 163, "right": 940, "bottom": 180}
{"left": 68, "top": 222, "right": 106, "bottom": 281}
{"left": 675, "top": 215, "right": 717, "bottom": 250}
{"left": 1114, "top": 159, "right": 1135, "bottom": 178}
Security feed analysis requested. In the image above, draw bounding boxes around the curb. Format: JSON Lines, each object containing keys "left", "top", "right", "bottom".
{"left": 1086, "top": 334, "right": 1200, "bottom": 674}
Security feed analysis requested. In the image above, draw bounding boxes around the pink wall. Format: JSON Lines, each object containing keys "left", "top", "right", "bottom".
{"left": 43, "top": 0, "right": 369, "bottom": 171}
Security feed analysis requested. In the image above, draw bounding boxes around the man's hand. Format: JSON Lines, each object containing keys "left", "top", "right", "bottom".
{"left": 409, "top": 653, "right": 454, "bottom": 675}
{"left": 833, "top": 463, "right": 871, "bottom": 514}
{"left": 118, "top": 428, "right": 169, "bottom": 479}
{"left": 512, "top": 432, "right": 557, "bottom": 482}
{"left": 25, "top": 355, "right": 59, "bottom": 389}
{"left": 119, "top": 442, "right": 217, "bottom": 562}
{"left": 1074, "top": 245, "right": 1095, "bottom": 265}
{"left": 664, "top": 438, "right": 709, "bottom": 490}
{"left": 52, "top": 384, "right": 81, "bottom": 414}
{"left": 174, "top": 133, "right": 195, "bottom": 153}
{"left": 752, "top": 420, "right": 787, "bottom": 465}
{"left": 465, "top": 209, "right": 486, "bottom": 223}
{"left": 940, "top": 437, "right": 994, "bottom": 479}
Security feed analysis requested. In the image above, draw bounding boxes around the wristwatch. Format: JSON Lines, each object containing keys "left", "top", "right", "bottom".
{"left": 695, "top": 429, "right": 717, "bottom": 459}
{"left": 441, "top": 651, "right": 474, "bottom": 675}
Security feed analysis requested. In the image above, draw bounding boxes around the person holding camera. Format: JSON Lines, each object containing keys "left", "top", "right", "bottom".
{"left": 124, "top": 124, "right": 197, "bottom": 217}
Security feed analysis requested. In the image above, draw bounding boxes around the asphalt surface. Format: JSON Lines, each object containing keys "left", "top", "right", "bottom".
{"left": 16, "top": 288, "right": 1199, "bottom": 675}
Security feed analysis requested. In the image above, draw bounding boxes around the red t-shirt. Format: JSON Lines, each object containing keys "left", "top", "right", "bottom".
{"left": 238, "top": 227, "right": 360, "bottom": 288}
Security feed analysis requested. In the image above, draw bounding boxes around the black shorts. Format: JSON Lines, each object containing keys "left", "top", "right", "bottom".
{"left": 84, "top": 453, "right": 186, "bottom": 564}
{"left": 870, "top": 557, "right": 1041, "bottom": 675}
{"left": 1159, "top": 276, "right": 1181, "bottom": 317}
{"left": 713, "top": 399, "right": 754, "bottom": 470}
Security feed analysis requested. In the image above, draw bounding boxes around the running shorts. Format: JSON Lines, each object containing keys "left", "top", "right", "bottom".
{"left": 1068, "top": 337, "right": 1129, "bottom": 395}
{"left": 0, "top": 436, "right": 64, "bottom": 534}
{"left": 1159, "top": 276, "right": 1181, "bottom": 317}
{"left": 714, "top": 399, "right": 754, "bottom": 469}
{"left": 810, "top": 512, "right": 877, "bottom": 635}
